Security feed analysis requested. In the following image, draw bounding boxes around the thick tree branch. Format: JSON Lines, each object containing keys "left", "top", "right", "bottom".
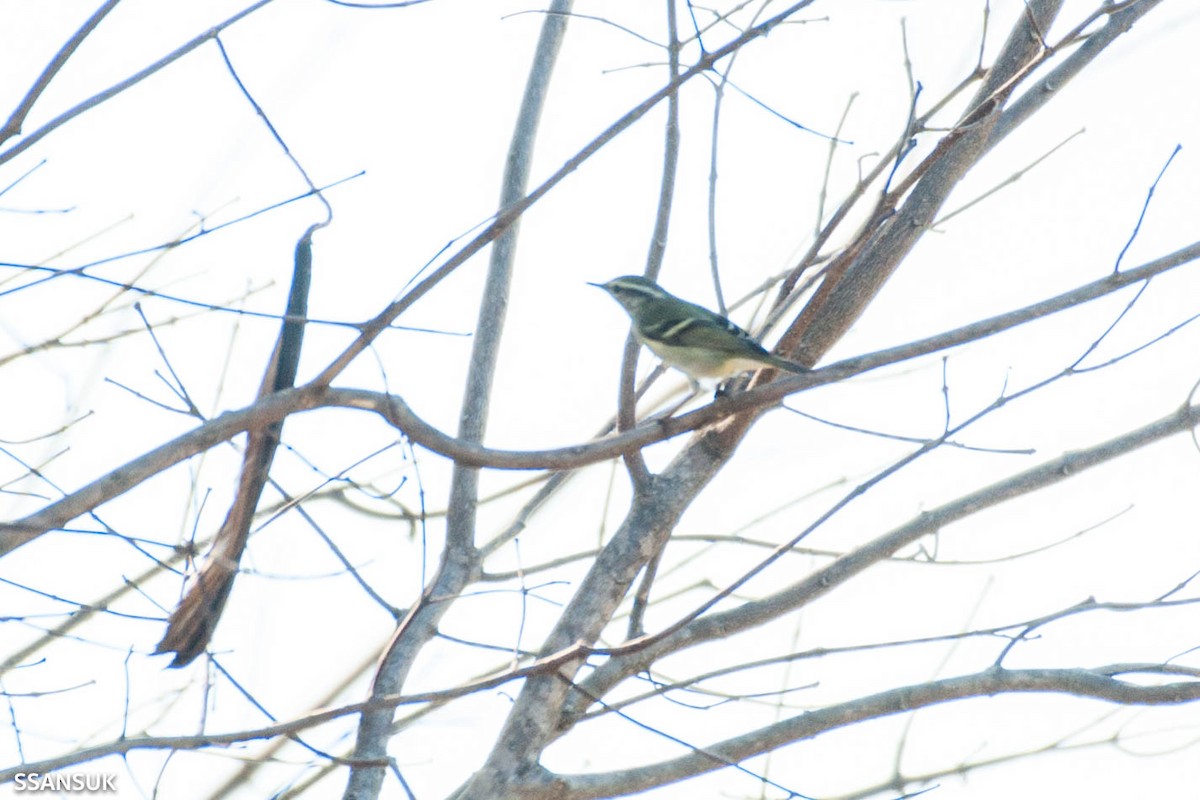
{"left": 990, "top": 0, "right": 1165, "bottom": 144}
{"left": 564, "top": 399, "right": 1200, "bottom": 722}
{"left": 782, "top": 1, "right": 1068, "bottom": 368}
{"left": 4, "top": 237, "right": 1198, "bottom": 558}
{"left": 343, "top": 1, "right": 575, "bottom": 796}
{"left": 551, "top": 665, "right": 1200, "bottom": 800}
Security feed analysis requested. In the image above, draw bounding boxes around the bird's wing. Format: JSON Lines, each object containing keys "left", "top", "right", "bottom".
{"left": 648, "top": 301, "right": 769, "bottom": 357}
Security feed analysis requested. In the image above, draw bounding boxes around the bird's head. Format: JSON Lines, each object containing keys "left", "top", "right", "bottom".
{"left": 588, "top": 275, "right": 667, "bottom": 314}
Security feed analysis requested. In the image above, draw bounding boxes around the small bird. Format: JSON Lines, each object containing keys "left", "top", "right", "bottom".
{"left": 590, "top": 275, "right": 807, "bottom": 390}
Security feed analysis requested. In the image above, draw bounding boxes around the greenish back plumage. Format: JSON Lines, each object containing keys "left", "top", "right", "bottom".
{"left": 590, "top": 275, "right": 807, "bottom": 382}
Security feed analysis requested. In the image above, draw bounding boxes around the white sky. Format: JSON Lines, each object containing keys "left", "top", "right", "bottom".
{"left": 2, "top": 1, "right": 1200, "bottom": 798}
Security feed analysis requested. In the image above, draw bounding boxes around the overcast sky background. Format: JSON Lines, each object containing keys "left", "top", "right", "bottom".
{"left": 2, "top": 1, "right": 1200, "bottom": 798}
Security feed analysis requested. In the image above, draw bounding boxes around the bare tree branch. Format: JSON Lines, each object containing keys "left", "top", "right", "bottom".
{"left": 554, "top": 665, "right": 1200, "bottom": 800}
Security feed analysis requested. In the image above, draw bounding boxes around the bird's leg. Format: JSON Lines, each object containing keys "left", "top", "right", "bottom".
{"left": 714, "top": 373, "right": 748, "bottom": 400}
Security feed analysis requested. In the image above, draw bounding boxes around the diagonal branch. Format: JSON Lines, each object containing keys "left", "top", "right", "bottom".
{"left": 0, "top": 0, "right": 122, "bottom": 146}
{"left": 0, "top": 0, "right": 279, "bottom": 167}
{"left": 551, "top": 665, "right": 1200, "bottom": 800}
{"left": 3, "top": 237, "right": 1199, "bottom": 559}
{"left": 307, "top": 0, "right": 820, "bottom": 390}
{"left": 342, "top": 1, "right": 576, "bottom": 796}
{"left": 562, "top": 399, "right": 1200, "bottom": 721}
{"left": 781, "top": 0, "right": 1068, "bottom": 369}
{"left": 154, "top": 225, "right": 318, "bottom": 666}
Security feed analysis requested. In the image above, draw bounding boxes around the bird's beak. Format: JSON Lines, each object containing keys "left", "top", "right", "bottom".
{"left": 587, "top": 281, "right": 606, "bottom": 289}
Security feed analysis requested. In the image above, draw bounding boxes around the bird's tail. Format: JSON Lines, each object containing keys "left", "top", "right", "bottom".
{"left": 762, "top": 352, "right": 809, "bottom": 374}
